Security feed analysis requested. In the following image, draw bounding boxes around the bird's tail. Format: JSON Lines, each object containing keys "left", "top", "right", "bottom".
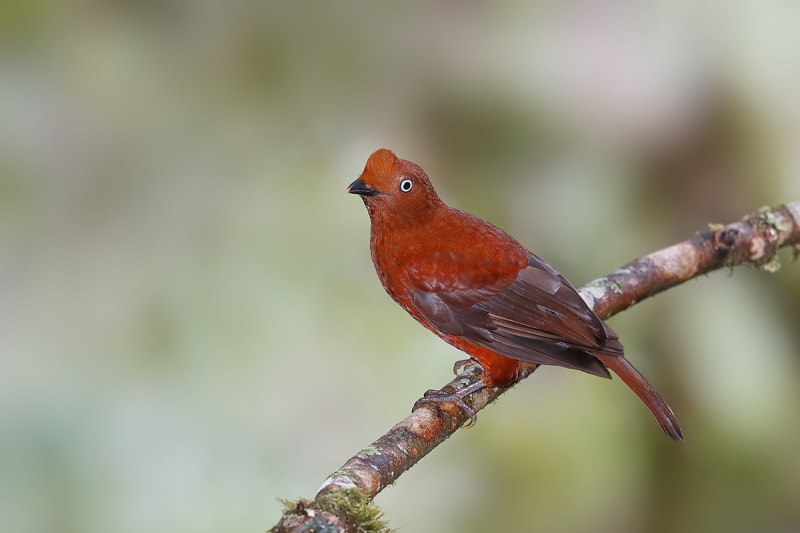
{"left": 594, "top": 353, "right": 684, "bottom": 441}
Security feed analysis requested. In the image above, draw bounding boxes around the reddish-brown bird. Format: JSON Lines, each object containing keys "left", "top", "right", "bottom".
{"left": 347, "top": 148, "right": 683, "bottom": 440}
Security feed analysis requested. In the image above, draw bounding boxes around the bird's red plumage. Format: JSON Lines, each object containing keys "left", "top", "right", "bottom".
{"left": 348, "top": 148, "right": 683, "bottom": 440}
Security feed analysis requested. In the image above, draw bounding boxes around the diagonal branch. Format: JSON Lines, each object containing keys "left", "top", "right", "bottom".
{"left": 271, "top": 203, "right": 800, "bottom": 533}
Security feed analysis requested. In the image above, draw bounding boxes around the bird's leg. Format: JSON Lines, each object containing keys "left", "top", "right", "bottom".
{"left": 413, "top": 378, "right": 487, "bottom": 429}
{"left": 452, "top": 358, "right": 480, "bottom": 375}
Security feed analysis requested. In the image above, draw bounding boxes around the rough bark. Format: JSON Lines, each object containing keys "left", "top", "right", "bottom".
{"left": 271, "top": 202, "right": 800, "bottom": 533}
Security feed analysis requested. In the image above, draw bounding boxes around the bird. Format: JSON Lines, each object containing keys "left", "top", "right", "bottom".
{"left": 346, "top": 148, "right": 683, "bottom": 440}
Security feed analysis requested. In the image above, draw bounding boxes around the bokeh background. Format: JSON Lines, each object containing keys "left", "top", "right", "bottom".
{"left": 2, "top": 1, "right": 800, "bottom": 532}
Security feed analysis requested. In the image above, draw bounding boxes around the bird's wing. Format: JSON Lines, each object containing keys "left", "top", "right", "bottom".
{"left": 411, "top": 253, "right": 622, "bottom": 377}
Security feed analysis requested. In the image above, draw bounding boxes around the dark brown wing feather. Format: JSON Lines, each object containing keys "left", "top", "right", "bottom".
{"left": 411, "top": 253, "right": 623, "bottom": 378}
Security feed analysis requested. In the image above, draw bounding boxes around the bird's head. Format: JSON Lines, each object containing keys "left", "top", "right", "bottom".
{"left": 347, "top": 148, "right": 443, "bottom": 225}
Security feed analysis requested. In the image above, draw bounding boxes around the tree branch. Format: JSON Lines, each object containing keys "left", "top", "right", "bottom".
{"left": 271, "top": 203, "right": 800, "bottom": 533}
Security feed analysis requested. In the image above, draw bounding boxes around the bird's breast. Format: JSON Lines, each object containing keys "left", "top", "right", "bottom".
{"left": 369, "top": 207, "right": 531, "bottom": 305}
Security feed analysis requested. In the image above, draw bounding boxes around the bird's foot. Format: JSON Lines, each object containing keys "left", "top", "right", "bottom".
{"left": 413, "top": 379, "right": 486, "bottom": 429}
{"left": 452, "top": 358, "right": 480, "bottom": 375}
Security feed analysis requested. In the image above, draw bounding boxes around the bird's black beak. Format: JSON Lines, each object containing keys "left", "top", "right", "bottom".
{"left": 346, "top": 178, "right": 378, "bottom": 197}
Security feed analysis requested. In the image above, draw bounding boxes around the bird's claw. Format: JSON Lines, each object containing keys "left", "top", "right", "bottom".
{"left": 414, "top": 390, "right": 478, "bottom": 428}
{"left": 452, "top": 358, "right": 479, "bottom": 375}
{"left": 412, "top": 379, "right": 486, "bottom": 429}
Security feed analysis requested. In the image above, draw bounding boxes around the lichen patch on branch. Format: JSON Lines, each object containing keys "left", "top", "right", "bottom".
{"left": 271, "top": 488, "right": 394, "bottom": 533}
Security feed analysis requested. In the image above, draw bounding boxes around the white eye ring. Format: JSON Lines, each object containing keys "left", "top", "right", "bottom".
{"left": 399, "top": 179, "right": 413, "bottom": 193}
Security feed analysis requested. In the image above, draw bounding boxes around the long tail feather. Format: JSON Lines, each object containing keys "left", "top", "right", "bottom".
{"left": 595, "top": 353, "right": 684, "bottom": 441}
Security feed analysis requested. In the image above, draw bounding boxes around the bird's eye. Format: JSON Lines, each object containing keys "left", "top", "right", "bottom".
{"left": 399, "top": 179, "right": 413, "bottom": 193}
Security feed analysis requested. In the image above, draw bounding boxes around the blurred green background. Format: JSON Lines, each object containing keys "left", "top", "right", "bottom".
{"left": 2, "top": 1, "right": 800, "bottom": 532}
